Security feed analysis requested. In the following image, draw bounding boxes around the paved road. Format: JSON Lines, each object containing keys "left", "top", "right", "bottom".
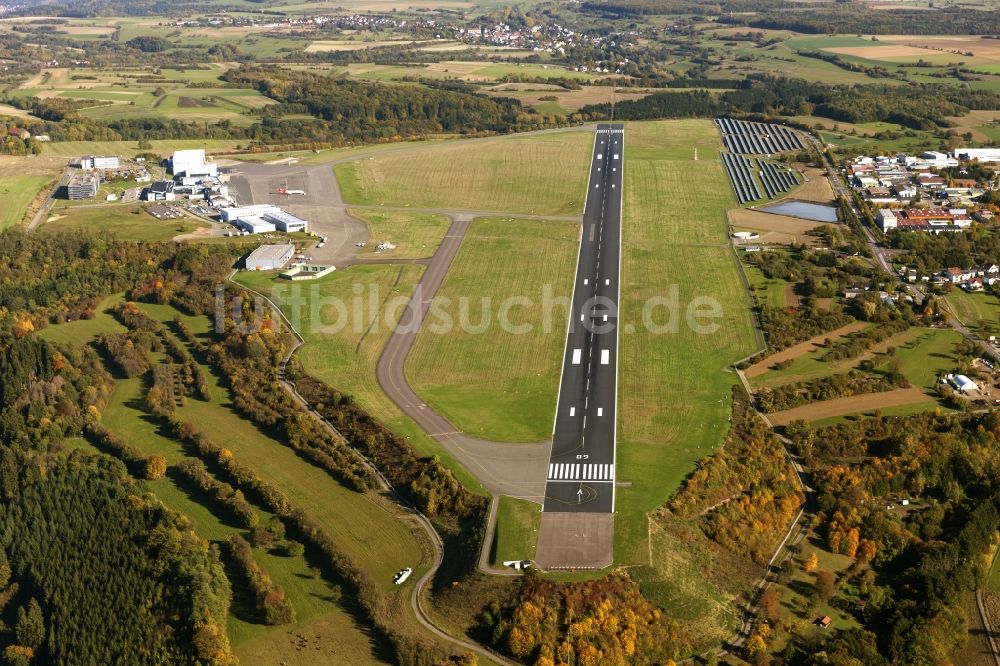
{"left": 543, "top": 123, "right": 624, "bottom": 514}
{"left": 27, "top": 167, "right": 72, "bottom": 231}
{"left": 373, "top": 214, "right": 553, "bottom": 500}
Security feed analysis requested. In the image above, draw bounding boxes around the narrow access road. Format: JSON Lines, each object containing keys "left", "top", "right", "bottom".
{"left": 230, "top": 270, "right": 521, "bottom": 666}
{"left": 27, "top": 167, "right": 72, "bottom": 231}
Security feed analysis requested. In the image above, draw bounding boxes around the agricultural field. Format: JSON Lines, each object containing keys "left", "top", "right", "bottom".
{"left": 15, "top": 65, "right": 278, "bottom": 125}
{"left": 41, "top": 139, "right": 245, "bottom": 158}
{"left": 945, "top": 289, "right": 1000, "bottom": 336}
{"left": 757, "top": 327, "right": 963, "bottom": 425}
{"left": 348, "top": 209, "right": 451, "bottom": 260}
{"left": 333, "top": 129, "right": 593, "bottom": 216}
{"left": 616, "top": 119, "right": 759, "bottom": 565}
{"left": 406, "top": 217, "right": 579, "bottom": 442}
{"left": 482, "top": 84, "right": 652, "bottom": 115}
{"left": 490, "top": 497, "right": 540, "bottom": 565}
{"left": 234, "top": 266, "right": 486, "bottom": 494}
{"left": 44, "top": 204, "right": 207, "bottom": 242}
{"left": 0, "top": 174, "right": 53, "bottom": 230}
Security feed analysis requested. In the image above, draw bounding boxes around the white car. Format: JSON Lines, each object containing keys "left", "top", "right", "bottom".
{"left": 393, "top": 568, "right": 412, "bottom": 585}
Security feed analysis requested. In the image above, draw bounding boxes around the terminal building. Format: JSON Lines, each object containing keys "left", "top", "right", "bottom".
{"left": 245, "top": 243, "right": 295, "bottom": 271}
{"left": 79, "top": 155, "right": 120, "bottom": 170}
{"left": 171, "top": 149, "right": 218, "bottom": 178}
{"left": 67, "top": 173, "right": 100, "bottom": 199}
{"left": 220, "top": 205, "right": 309, "bottom": 234}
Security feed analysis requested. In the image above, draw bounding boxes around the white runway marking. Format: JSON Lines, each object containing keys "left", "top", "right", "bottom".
{"left": 570, "top": 407, "right": 575, "bottom": 416}
{"left": 572, "top": 349, "right": 582, "bottom": 365}
{"left": 605, "top": 279, "right": 610, "bottom": 285}
{"left": 597, "top": 407, "right": 603, "bottom": 416}
{"left": 601, "top": 349, "right": 610, "bottom": 365}
{"left": 547, "top": 463, "right": 616, "bottom": 480}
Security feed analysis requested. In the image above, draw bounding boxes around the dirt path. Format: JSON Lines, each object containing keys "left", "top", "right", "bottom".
{"left": 745, "top": 321, "right": 868, "bottom": 379}
{"left": 767, "top": 387, "right": 934, "bottom": 426}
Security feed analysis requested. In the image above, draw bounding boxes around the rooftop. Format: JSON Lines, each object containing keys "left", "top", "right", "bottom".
{"left": 246, "top": 243, "right": 295, "bottom": 263}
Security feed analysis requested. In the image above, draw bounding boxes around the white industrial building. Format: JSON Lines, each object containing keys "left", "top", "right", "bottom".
{"left": 947, "top": 374, "right": 980, "bottom": 394}
{"left": 145, "top": 181, "right": 176, "bottom": 201}
{"left": 79, "top": 155, "right": 120, "bottom": 170}
{"left": 245, "top": 243, "right": 295, "bottom": 271}
{"left": 953, "top": 147, "right": 1000, "bottom": 163}
{"left": 171, "top": 149, "right": 218, "bottom": 178}
{"left": 219, "top": 205, "right": 309, "bottom": 234}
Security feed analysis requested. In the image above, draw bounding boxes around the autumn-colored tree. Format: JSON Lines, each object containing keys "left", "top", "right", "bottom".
{"left": 815, "top": 570, "right": 836, "bottom": 603}
{"left": 858, "top": 538, "right": 877, "bottom": 562}
{"left": 145, "top": 455, "right": 167, "bottom": 480}
{"left": 745, "top": 633, "right": 767, "bottom": 657}
{"left": 759, "top": 587, "right": 781, "bottom": 623}
{"left": 804, "top": 552, "right": 819, "bottom": 572}
{"left": 843, "top": 527, "right": 860, "bottom": 558}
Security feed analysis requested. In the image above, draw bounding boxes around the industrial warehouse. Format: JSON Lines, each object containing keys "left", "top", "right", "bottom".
{"left": 220, "top": 205, "right": 309, "bottom": 234}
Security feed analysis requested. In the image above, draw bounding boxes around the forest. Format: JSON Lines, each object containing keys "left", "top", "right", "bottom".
{"left": 579, "top": 77, "right": 1000, "bottom": 132}
{"left": 781, "top": 411, "right": 1000, "bottom": 664}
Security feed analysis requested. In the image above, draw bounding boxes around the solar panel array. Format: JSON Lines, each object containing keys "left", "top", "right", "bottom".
{"left": 716, "top": 117, "right": 806, "bottom": 155}
{"left": 722, "top": 153, "right": 761, "bottom": 205}
{"left": 759, "top": 160, "right": 799, "bottom": 199}
{"left": 722, "top": 154, "right": 800, "bottom": 204}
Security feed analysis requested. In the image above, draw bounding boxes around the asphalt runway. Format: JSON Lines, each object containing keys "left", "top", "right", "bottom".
{"left": 542, "top": 122, "right": 624, "bottom": 515}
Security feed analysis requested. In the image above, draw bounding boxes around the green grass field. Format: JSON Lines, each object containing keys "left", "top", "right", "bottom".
{"left": 45, "top": 204, "right": 206, "bottom": 241}
{"left": 406, "top": 217, "right": 578, "bottom": 442}
{"left": 987, "top": 551, "right": 1000, "bottom": 593}
{"left": 35, "top": 293, "right": 126, "bottom": 345}
{"left": 490, "top": 497, "right": 540, "bottom": 565}
{"left": 945, "top": 290, "right": 1000, "bottom": 336}
{"left": 616, "top": 119, "right": 759, "bottom": 565}
{"left": 885, "top": 328, "right": 964, "bottom": 392}
{"left": 744, "top": 264, "right": 789, "bottom": 309}
{"left": 234, "top": 267, "right": 486, "bottom": 494}
{"left": 348, "top": 209, "right": 451, "bottom": 260}
{"left": 0, "top": 175, "right": 52, "bottom": 230}
{"left": 334, "top": 130, "right": 593, "bottom": 216}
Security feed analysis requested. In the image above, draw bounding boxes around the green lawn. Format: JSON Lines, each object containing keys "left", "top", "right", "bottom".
{"left": 490, "top": 496, "right": 540, "bottom": 565}
{"left": 333, "top": 130, "right": 593, "bottom": 216}
{"left": 744, "top": 264, "right": 789, "bottom": 309}
{"left": 615, "top": 119, "right": 759, "bottom": 565}
{"left": 234, "top": 267, "right": 486, "bottom": 494}
{"left": 36, "top": 293, "right": 126, "bottom": 345}
{"left": 45, "top": 204, "right": 206, "bottom": 241}
{"left": 348, "top": 209, "right": 452, "bottom": 260}
{"left": 0, "top": 175, "right": 52, "bottom": 230}
{"left": 987, "top": 551, "right": 1000, "bottom": 593}
{"left": 886, "top": 328, "right": 964, "bottom": 392}
{"left": 406, "top": 217, "right": 579, "bottom": 442}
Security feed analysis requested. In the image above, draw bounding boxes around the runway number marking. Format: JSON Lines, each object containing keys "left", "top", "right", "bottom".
{"left": 597, "top": 408, "right": 603, "bottom": 416}
{"left": 569, "top": 407, "right": 575, "bottom": 416}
